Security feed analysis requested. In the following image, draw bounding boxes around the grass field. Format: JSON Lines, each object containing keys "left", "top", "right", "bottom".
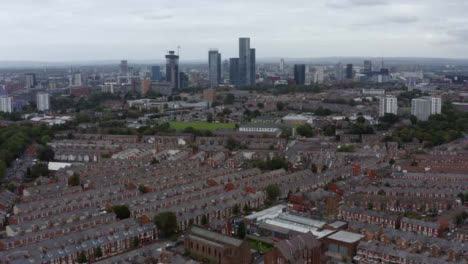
{"left": 169, "top": 122, "right": 236, "bottom": 131}
{"left": 248, "top": 238, "right": 273, "bottom": 253}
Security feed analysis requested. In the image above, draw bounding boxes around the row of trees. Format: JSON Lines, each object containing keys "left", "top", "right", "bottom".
{"left": 385, "top": 103, "right": 467, "bottom": 147}
{"left": 0, "top": 124, "right": 56, "bottom": 182}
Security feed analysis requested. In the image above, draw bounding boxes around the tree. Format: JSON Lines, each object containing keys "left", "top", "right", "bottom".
{"left": 139, "top": 185, "right": 148, "bottom": 194}
{"left": 237, "top": 222, "right": 246, "bottom": 239}
{"left": 243, "top": 203, "right": 251, "bottom": 213}
{"left": 314, "top": 107, "right": 332, "bottom": 116}
{"left": 276, "top": 102, "right": 285, "bottom": 111}
{"left": 311, "top": 164, "right": 317, "bottom": 173}
{"left": 257, "top": 102, "right": 264, "bottom": 108}
{"left": 111, "top": 205, "right": 131, "bottom": 220}
{"left": 69, "top": 173, "right": 81, "bottom": 186}
{"left": 132, "top": 237, "right": 140, "bottom": 248}
{"left": 206, "top": 113, "right": 213, "bottom": 123}
{"left": 337, "top": 145, "right": 355, "bottom": 152}
{"left": 265, "top": 184, "right": 281, "bottom": 202}
{"left": 226, "top": 137, "right": 241, "bottom": 151}
{"left": 252, "top": 157, "right": 288, "bottom": 171}
{"left": 232, "top": 204, "right": 240, "bottom": 216}
{"left": 153, "top": 212, "right": 178, "bottom": 238}
{"left": 356, "top": 116, "right": 366, "bottom": 124}
{"left": 280, "top": 129, "right": 291, "bottom": 139}
{"left": 201, "top": 214, "right": 208, "bottom": 225}
{"left": 323, "top": 125, "right": 336, "bottom": 137}
{"left": 0, "top": 160, "right": 6, "bottom": 181}
{"left": 224, "top": 93, "right": 235, "bottom": 105}
{"left": 94, "top": 247, "right": 103, "bottom": 259}
{"left": 296, "top": 124, "right": 315, "bottom": 137}
{"left": 29, "top": 163, "right": 49, "bottom": 179}
{"left": 77, "top": 251, "right": 88, "bottom": 263}
{"left": 379, "top": 113, "right": 399, "bottom": 125}
{"left": 6, "top": 183, "right": 16, "bottom": 193}
{"left": 37, "top": 145, "right": 55, "bottom": 162}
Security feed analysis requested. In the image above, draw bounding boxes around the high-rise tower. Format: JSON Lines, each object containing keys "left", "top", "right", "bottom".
{"left": 165, "top": 51, "right": 179, "bottom": 90}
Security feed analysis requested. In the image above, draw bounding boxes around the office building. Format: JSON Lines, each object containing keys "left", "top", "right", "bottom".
{"left": 229, "top": 58, "right": 240, "bottom": 87}
{"left": 431, "top": 96, "right": 442, "bottom": 115}
{"left": 249, "top": 48, "right": 256, "bottom": 86}
{"left": 73, "top": 72, "right": 82, "bottom": 86}
{"left": 208, "top": 49, "right": 222, "bottom": 88}
{"left": 25, "top": 73, "right": 36, "bottom": 89}
{"left": 364, "top": 60, "right": 372, "bottom": 73}
{"left": 294, "top": 64, "right": 306, "bottom": 85}
{"left": 119, "top": 60, "right": 128, "bottom": 76}
{"left": 314, "top": 67, "right": 324, "bottom": 84}
{"left": 411, "top": 97, "right": 442, "bottom": 121}
{"left": 151, "top": 66, "right": 161, "bottom": 81}
{"left": 239, "top": 37, "right": 255, "bottom": 86}
{"left": 141, "top": 79, "right": 151, "bottom": 95}
{"left": 279, "top": 59, "right": 285, "bottom": 73}
{"left": 165, "top": 51, "right": 179, "bottom": 90}
{"left": 222, "top": 59, "right": 230, "bottom": 80}
{"left": 411, "top": 98, "right": 431, "bottom": 121}
{"left": 37, "top": 92, "right": 50, "bottom": 112}
{"left": 335, "top": 63, "right": 344, "bottom": 82}
{"left": 0, "top": 95, "right": 13, "bottom": 113}
{"left": 179, "top": 72, "right": 188, "bottom": 90}
{"left": 346, "top": 64, "right": 354, "bottom": 79}
{"left": 379, "top": 96, "right": 398, "bottom": 117}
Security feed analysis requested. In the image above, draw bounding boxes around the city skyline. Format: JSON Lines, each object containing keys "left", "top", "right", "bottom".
{"left": 1, "top": 0, "right": 468, "bottom": 61}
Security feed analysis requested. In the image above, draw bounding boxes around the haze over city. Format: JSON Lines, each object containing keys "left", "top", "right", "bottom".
{"left": 1, "top": 0, "right": 468, "bottom": 61}
{"left": 1, "top": 1, "right": 468, "bottom": 264}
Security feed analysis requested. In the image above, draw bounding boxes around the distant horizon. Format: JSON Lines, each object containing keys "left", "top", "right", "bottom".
{"left": 1, "top": 56, "right": 468, "bottom": 68}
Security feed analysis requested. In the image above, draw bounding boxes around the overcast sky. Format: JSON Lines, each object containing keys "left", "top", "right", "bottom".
{"left": 1, "top": 0, "right": 467, "bottom": 61}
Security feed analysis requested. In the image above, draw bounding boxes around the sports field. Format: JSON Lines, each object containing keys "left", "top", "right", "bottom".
{"left": 169, "top": 122, "right": 236, "bottom": 131}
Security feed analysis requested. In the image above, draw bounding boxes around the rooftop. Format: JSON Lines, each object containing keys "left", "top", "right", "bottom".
{"left": 327, "top": 231, "right": 364, "bottom": 244}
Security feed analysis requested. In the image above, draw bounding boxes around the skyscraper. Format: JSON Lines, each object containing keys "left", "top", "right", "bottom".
{"left": 165, "top": 51, "right": 179, "bottom": 90}
{"left": 335, "top": 63, "right": 344, "bottom": 82}
{"left": 179, "top": 72, "right": 188, "bottom": 90}
{"left": 208, "top": 49, "right": 222, "bottom": 88}
{"left": 73, "top": 72, "right": 82, "bottom": 86}
{"left": 379, "top": 96, "right": 398, "bottom": 117}
{"left": 249, "top": 48, "right": 256, "bottom": 86}
{"left": 364, "top": 60, "right": 372, "bottom": 73}
{"left": 25, "top": 73, "right": 36, "bottom": 89}
{"left": 119, "top": 60, "right": 128, "bottom": 76}
{"left": 346, "top": 64, "right": 354, "bottom": 79}
{"left": 239, "top": 37, "right": 251, "bottom": 87}
{"left": 279, "top": 59, "right": 285, "bottom": 73}
{"left": 36, "top": 92, "right": 50, "bottom": 112}
{"left": 229, "top": 58, "right": 240, "bottom": 87}
{"left": 0, "top": 95, "right": 13, "bottom": 113}
{"left": 294, "top": 64, "right": 306, "bottom": 85}
{"left": 151, "top": 66, "right": 161, "bottom": 81}
{"left": 222, "top": 59, "right": 230, "bottom": 80}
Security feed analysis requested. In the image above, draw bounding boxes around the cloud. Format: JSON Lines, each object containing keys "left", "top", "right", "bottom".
{"left": 0, "top": 0, "right": 467, "bottom": 60}
{"left": 143, "top": 15, "right": 173, "bottom": 21}
{"left": 326, "top": 0, "right": 389, "bottom": 9}
{"left": 354, "top": 15, "right": 419, "bottom": 26}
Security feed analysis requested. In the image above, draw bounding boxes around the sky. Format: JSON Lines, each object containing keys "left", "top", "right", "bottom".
{"left": 1, "top": 0, "right": 468, "bottom": 61}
